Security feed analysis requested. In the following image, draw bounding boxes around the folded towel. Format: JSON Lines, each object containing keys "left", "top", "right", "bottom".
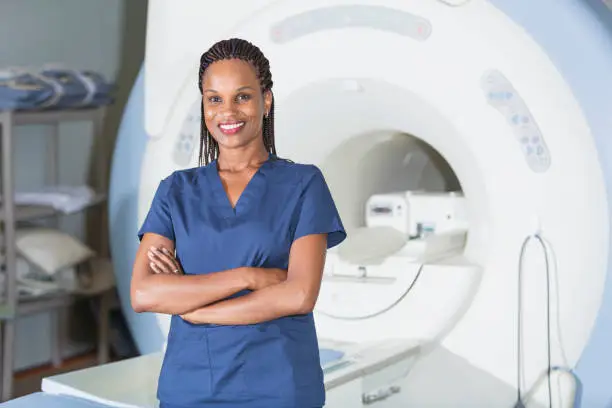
{"left": 0, "top": 66, "right": 114, "bottom": 111}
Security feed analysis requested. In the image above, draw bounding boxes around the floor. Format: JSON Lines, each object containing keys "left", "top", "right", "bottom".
{"left": 12, "top": 352, "right": 100, "bottom": 398}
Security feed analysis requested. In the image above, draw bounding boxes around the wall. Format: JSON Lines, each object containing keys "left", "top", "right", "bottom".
{"left": 0, "top": 0, "right": 147, "bottom": 371}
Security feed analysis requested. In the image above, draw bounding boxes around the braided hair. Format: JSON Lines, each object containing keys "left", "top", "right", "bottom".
{"left": 197, "top": 38, "right": 276, "bottom": 166}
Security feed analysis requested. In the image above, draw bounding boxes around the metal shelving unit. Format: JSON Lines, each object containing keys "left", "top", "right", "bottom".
{"left": 0, "top": 107, "right": 115, "bottom": 401}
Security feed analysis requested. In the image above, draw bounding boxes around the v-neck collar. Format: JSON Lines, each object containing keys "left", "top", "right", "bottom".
{"left": 207, "top": 154, "right": 274, "bottom": 217}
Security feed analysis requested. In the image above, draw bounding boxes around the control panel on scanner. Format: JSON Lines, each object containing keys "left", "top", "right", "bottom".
{"left": 365, "top": 191, "right": 467, "bottom": 239}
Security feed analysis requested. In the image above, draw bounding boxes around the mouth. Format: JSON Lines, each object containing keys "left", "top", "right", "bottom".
{"left": 218, "top": 121, "right": 245, "bottom": 135}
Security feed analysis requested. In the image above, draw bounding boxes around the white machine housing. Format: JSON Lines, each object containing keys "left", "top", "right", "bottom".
{"left": 32, "top": 1, "right": 600, "bottom": 408}
{"left": 135, "top": 1, "right": 609, "bottom": 404}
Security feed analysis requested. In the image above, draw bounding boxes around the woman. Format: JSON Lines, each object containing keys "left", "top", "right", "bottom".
{"left": 130, "top": 38, "right": 346, "bottom": 408}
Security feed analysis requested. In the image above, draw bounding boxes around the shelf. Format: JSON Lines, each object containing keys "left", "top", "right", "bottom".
{"left": 0, "top": 257, "right": 115, "bottom": 320}
{"left": 9, "top": 107, "right": 105, "bottom": 126}
{"left": 1, "top": 193, "right": 106, "bottom": 223}
{"left": 0, "top": 291, "right": 73, "bottom": 319}
{"left": 0, "top": 103, "right": 111, "bottom": 401}
{"left": 73, "top": 257, "right": 115, "bottom": 296}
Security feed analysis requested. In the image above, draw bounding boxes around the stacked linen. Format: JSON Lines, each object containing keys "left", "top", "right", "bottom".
{"left": 0, "top": 68, "right": 56, "bottom": 111}
{"left": 0, "top": 66, "right": 113, "bottom": 111}
{"left": 0, "top": 256, "right": 77, "bottom": 300}
{"left": 13, "top": 185, "right": 99, "bottom": 214}
{"left": 38, "top": 67, "right": 113, "bottom": 109}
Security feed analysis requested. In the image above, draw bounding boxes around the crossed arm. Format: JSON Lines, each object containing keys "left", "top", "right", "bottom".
{"left": 130, "top": 232, "right": 328, "bottom": 324}
{"left": 180, "top": 233, "right": 328, "bottom": 325}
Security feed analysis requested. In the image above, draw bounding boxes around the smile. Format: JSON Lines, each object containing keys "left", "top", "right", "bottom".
{"left": 219, "top": 121, "right": 245, "bottom": 134}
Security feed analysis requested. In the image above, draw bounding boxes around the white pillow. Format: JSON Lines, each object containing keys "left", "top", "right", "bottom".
{"left": 15, "top": 228, "right": 95, "bottom": 276}
{"left": 337, "top": 226, "right": 408, "bottom": 266}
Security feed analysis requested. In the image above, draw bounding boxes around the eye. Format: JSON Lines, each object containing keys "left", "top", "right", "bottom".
{"left": 236, "top": 93, "right": 251, "bottom": 103}
{"left": 207, "top": 95, "right": 221, "bottom": 104}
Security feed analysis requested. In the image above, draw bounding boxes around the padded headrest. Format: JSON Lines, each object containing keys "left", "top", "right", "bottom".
{"left": 337, "top": 226, "right": 407, "bottom": 266}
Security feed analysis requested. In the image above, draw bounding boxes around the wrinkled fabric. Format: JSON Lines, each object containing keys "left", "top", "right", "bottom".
{"left": 0, "top": 67, "right": 112, "bottom": 111}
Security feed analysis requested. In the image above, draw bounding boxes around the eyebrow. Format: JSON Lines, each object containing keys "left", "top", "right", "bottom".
{"left": 204, "top": 86, "right": 256, "bottom": 93}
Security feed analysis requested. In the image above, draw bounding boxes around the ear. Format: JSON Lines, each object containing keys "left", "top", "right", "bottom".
{"left": 263, "top": 90, "right": 273, "bottom": 117}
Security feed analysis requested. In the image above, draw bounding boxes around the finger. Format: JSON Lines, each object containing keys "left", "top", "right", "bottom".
{"left": 147, "top": 250, "right": 170, "bottom": 273}
{"left": 151, "top": 247, "right": 179, "bottom": 271}
{"left": 151, "top": 257, "right": 180, "bottom": 275}
{"left": 148, "top": 248, "right": 176, "bottom": 271}
{"left": 155, "top": 259, "right": 175, "bottom": 274}
{"left": 149, "top": 251, "right": 174, "bottom": 274}
{"left": 160, "top": 249, "right": 182, "bottom": 274}
{"left": 148, "top": 247, "right": 182, "bottom": 274}
{"left": 150, "top": 261, "right": 165, "bottom": 274}
{"left": 160, "top": 247, "right": 181, "bottom": 270}
{"left": 155, "top": 255, "right": 180, "bottom": 274}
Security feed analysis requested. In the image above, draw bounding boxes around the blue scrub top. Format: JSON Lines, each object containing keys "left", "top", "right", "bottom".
{"left": 138, "top": 155, "right": 346, "bottom": 408}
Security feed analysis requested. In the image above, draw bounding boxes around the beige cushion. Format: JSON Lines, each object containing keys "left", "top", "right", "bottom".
{"left": 337, "top": 226, "right": 407, "bottom": 266}
{"left": 16, "top": 228, "right": 95, "bottom": 276}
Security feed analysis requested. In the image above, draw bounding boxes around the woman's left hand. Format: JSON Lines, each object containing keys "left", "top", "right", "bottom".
{"left": 147, "top": 247, "right": 183, "bottom": 275}
{"left": 180, "top": 311, "right": 196, "bottom": 323}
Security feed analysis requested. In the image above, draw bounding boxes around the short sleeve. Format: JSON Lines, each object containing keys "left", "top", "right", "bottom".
{"left": 137, "top": 174, "right": 175, "bottom": 241}
{"left": 292, "top": 167, "right": 346, "bottom": 249}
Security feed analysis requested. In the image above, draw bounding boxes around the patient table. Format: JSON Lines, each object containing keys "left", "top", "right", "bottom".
{"left": 1, "top": 339, "right": 419, "bottom": 407}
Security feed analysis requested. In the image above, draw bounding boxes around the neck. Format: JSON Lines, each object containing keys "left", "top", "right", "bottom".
{"left": 216, "top": 143, "right": 269, "bottom": 172}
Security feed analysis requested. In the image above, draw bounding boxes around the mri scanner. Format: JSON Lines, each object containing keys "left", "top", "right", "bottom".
{"left": 3, "top": 0, "right": 612, "bottom": 407}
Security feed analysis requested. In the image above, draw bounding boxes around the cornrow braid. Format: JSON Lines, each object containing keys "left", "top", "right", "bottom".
{"left": 197, "top": 38, "right": 276, "bottom": 166}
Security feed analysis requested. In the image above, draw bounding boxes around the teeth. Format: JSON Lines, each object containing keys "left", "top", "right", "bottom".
{"left": 220, "top": 122, "right": 244, "bottom": 130}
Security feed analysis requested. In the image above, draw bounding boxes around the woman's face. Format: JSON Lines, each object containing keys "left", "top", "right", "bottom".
{"left": 201, "top": 58, "right": 272, "bottom": 153}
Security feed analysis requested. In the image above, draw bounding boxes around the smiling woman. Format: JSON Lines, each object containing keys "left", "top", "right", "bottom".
{"left": 129, "top": 38, "right": 347, "bottom": 408}
{"left": 197, "top": 40, "right": 276, "bottom": 167}
{"left": 201, "top": 61, "right": 270, "bottom": 153}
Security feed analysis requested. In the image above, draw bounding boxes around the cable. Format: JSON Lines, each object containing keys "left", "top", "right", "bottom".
{"left": 516, "top": 233, "right": 552, "bottom": 408}
{"left": 534, "top": 234, "right": 553, "bottom": 408}
{"left": 537, "top": 236, "right": 570, "bottom": 368}
{"left": 516, "top": 237, "right": 525, "bottom": 405}
{"left": 317, "top": 263, "right": 425, "bottom": 394}
{"left": 317, "top": 263, "right": 424, "bottom": 321}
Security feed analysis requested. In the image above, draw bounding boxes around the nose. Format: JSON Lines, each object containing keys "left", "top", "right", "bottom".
{"left": 218, "top": 99, "right": 238, "bottom": 117}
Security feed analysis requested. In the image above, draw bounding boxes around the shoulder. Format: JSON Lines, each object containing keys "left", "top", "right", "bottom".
{"left": 269, "top": 157, "right": 325, "bottom": 188}
{"left": 157, "top": 164, "right": 210, "bottom": 194}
